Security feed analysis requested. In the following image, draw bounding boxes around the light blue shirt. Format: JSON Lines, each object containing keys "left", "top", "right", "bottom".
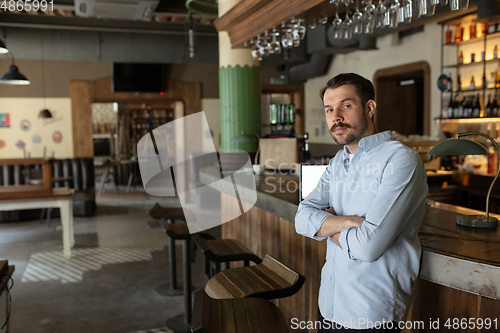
{"left": 295, "top": 131, "right": 428, "bottom": 329}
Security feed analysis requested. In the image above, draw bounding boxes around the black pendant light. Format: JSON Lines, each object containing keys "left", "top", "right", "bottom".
{"left": 1, "top": 64, "right": 30, "bottom": 85}
{"left": 0, "top": 39, "right": 8, "bottom": 54}
{"left": 0, "top": 40, "right": 30, "bottom": 85}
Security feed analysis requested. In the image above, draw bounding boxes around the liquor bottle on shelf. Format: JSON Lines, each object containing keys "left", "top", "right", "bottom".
{"left": 482, "top": 50, "right": 486, "bottom": 61}
{"left": 287, "top": 104, "right": 295, "bottom": 125}
{"left": 493, "top": 93, "right": 499, "bottom": 117}
{"left": 470, "top": 23, "right": 476, "bottom": 39}
{"left": 471, "top": 52, "right": 476, "bottom": 63}
{"left": 486, "top": 94, "right": 493, "bottom": 117}
{"left": 472, "top": 94, "right": 481, "bottom": 118}
{"left": 445, "top": 26, "right": 453, "bottom": 44}
{"left": 489, "top": 72, "right": 496, "bottom": 88}
{"left": 489, "top": 22, "right": 497, "bottom": 34}
{"left": 494, "top": 45, "right": 498, "bottom": 59}
{"left": 453, "top": 93, "right": 460, "bottom": 118}
{"left": 481, "top": 23, "right": 487, "bottom": 37}
{"left": 447, "top": 95, "right": 455, "bottom": 119}
{"left": 496, "top": 72, "right": 500, "bottom": 88}
{"left": 447, "top": 72, "right": 453, "bottom": 92}
{"left": 470, "top": 76, "right": 476, "bottom": 90}
{"left": 269, "top": 104, "right": 278, "bottom": 125}
{"left": 457, "top": 74, "right": 462, "bottom": 91}
{"left": 455, "top": 24, "right": 463, "bottom": 43}
{"left": 463, "top": 96, "right": 471, "bottom": 118}
{"left": 458, "top": 51, "right": 464, "bottom": 64}
{"left": 458, "top": 93, "right": 464, "bottom": 118}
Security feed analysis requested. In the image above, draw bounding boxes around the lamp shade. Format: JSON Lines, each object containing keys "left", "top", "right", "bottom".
{"left": 0, "top": 39, "right": 8, "bottom": 54}
{"left": 428, "top": 139, "right": 489, "bottom": 156}
{"left": 38, "top": 109, "right": 52, "bottom": 119}
{"left": 0, "top": 65, "right": 30, "bottom": 85}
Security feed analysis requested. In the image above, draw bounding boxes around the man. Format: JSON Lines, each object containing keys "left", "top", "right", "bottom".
{"left": 295, "top": 73, "right": 428, "bottom": 332}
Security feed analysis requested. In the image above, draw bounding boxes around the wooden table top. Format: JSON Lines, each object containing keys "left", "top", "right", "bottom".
{"left": 0, "top": 187, "right": 74, "bottom": 203}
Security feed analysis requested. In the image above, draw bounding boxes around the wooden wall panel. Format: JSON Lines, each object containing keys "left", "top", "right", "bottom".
{"left": 221, "top": 193, "right": 326, "bottom": 333}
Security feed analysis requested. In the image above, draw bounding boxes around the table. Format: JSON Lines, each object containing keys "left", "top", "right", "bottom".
{"left": 94, "top": 159, "right": 137, "bottom": 196}
{"left": 0, "top": 188, "right": 75, "bottom": 258}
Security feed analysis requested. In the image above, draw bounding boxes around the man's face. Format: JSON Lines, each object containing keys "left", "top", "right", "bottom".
{"left": 323, "top": 84, "right": 372, "bottom": 146}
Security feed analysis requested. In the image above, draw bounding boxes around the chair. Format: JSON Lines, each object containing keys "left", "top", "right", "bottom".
{"left": 192, "top": 234, "right": 262, "bottom": 279}
{"left": 191, "top": 289, "right": 290, "bottom": 333}
{"left": 204, "top": 255, "right": 305, "bottom": 301}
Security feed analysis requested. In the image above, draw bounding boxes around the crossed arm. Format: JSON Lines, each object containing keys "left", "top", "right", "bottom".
{"left": 315, "top": 207, "right": 364, "bottom": 248}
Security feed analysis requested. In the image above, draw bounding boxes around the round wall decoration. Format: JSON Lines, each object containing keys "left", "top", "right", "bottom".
{"left": 53, "top": 131, "right": 63, "bottom": 143}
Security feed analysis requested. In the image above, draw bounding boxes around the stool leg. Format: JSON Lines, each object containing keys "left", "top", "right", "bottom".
{"left": 225, "top": 261, "right": 230, "bottom": 270}
{"left": 154, "top": 219, "right": 183, "bottom": 297}
{"left": 169, "top": 235, "right": 178, "bottom": 290}
{"left": 215, "top": 262, "right": 221, "bottom": 274}
{"left": 183, "top": 239, "right": 191, "bottom": 324}
{"left": 205, "top": 257, "right": 211, "bottom": 279}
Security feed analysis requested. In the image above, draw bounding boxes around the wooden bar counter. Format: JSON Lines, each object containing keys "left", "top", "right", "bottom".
{"left": 200, "top": 169, "right": 500, "bottom": 332}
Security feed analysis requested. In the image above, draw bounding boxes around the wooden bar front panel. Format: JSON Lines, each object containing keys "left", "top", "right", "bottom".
{"left": 221, "top": 192, "right": 326, "bottom": 332}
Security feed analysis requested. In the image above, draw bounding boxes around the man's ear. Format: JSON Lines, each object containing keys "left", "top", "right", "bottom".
{"left": 366, "top": 100, "right": 376, "bottom": 119}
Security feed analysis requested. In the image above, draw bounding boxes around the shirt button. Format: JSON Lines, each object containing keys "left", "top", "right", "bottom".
{"left": 331, "top": 252, "right": 335, "bottom": 257}
{"left": 365, "top": 147, "right": 369, "bottom": 152}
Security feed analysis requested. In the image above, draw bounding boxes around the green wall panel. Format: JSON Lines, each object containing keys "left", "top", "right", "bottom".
{"left": 219, "top": 65, "right": 261, "bottom": 152}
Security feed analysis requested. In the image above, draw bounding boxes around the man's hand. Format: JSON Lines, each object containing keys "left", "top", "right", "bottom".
{"left": 330, "top": 217, "right": 364, "bottom": 249}
{"left": 315, "top": 215, "right": 364, "bottom": 238}
{"left": 324, "top": 206, "right": 336, "bottom": 215}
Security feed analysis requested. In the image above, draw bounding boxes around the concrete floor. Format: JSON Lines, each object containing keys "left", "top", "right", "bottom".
{"left": 0, "top": 187, "right": 220, "bottom": 333}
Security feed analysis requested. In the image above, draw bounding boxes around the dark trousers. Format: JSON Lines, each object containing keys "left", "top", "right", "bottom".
{"left": 317, "top": 308, "right": 402, "bottom": 333}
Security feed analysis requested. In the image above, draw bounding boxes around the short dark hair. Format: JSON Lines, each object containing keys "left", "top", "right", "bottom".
{"left": 319, "top": 73, "right": 375, "bottom": 107}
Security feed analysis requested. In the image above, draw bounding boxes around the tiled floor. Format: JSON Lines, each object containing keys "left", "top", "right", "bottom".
{"left": 1, "top": 187, "right": 218, "bottom": 333}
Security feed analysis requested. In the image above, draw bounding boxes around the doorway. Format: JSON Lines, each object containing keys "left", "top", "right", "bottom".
{"left": 373, "top": 61, "right": 431, "bottom": 136}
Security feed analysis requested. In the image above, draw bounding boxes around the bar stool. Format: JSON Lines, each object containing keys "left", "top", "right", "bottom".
{"left": 148, "top": 204, "right": 189, "bottom": 297}
{"left": 163, "top": 222, "right": 194, "bottom": 333}
{"left": 204, "top": 255, "right": 305, "bottom": 301}
{"left": 191, "top": 234, "right": 262, "bottom": 279}
{"left": 191, "top": 289, "right": 290, "bottom": 333}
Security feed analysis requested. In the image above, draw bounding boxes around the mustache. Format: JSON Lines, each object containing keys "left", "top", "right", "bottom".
{"left": 330, "top": 123, "right": 351, "bottom": 132}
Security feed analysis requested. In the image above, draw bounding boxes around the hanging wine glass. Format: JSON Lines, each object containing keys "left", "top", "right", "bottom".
{"left": 404, "top": 0, "right": 413, "bottom": 22}
{"left": 342, "top": 4, "right": 353, "bottom": 39}
{"left": 418, "top": 0, "right": 435, "bottom": 17}
{"left": 271, "top": 27, "right": 281, "bottom": 54}
{"left": 352, "top": 0, "right": 363, "bottom": 34}
{"left": 363, "top": 0, "right": 376, "bottom": 34}
{"left": 296, "top": 18, "right": 307, "bottom": 40}
{"left": 375, "top": 0, "right": 388, "bottom": 28}
{"left": 332, "top": 1, "right": 343, "bottom": 39}
{"left": 319, "top": 16, "right": 329, "bottom": 25}
{"left": 398, "top": 0, "right": 406, "bottom": 23}
{"left": 389, "top": 0, "right": 400, "bottom": 28}
{"left": 281, "top": 22, "right": 293, "bottom": 49}
{"left": 251, "top": 37, "right": 262, "bottom": 61}
{"left": 260, "top": 31, "right": 272, "bottom": 56}
{"left": 449, "top": 0, "right": 468, "bottom": 11}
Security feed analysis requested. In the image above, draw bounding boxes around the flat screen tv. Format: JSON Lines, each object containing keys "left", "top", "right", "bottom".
{"left": 112, "top": 63, "right": 169, "bottom": 93}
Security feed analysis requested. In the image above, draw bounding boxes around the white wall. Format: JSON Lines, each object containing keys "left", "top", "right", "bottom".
{"left": 201, "top": 98, "right": 221, "bottom": 150}
{"left": 305, "top": 22, "right": 443, "bottom": 144}
{"left": 0, "top": 98, "right": 74, "bottom": 158}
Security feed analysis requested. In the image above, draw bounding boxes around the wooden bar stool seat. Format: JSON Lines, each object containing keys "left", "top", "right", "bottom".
{"left": 149, "top": 203, "right": 186, "bottom": 221}
{"left": 192, "top": 234, "right": 262, "bottom": 279}
{"left": 204, "top": 255, "right": 305, "bottom": 301}
{"left": 191, "top": 289, "right": 290, "bottom": 333}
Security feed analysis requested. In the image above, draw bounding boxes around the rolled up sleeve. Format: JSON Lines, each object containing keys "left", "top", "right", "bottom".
{"left": 339, "top": 150, "right": 428, "bottom": 262}
{"left": 295, "top": 163, "right": 333, "bottom": 241}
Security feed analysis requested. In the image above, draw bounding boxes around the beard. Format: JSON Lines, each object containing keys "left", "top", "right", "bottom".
{"left": 329, "top": 114, "right": 369, "bottom": 146}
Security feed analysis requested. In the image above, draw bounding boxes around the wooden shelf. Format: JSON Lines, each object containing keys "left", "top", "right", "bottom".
{"left": 435, "top": 117, "right": 500, "bottom": 123}
{"left": 444, "top": 31, "right": 500, "bottom": 46}
{"left": 443, "top": 58, "right": 500, "bottom": 68}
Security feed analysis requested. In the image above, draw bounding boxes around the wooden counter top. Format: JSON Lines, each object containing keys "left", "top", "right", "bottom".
{"left": 201, "top": 168, "right": 500, "bottom": 300}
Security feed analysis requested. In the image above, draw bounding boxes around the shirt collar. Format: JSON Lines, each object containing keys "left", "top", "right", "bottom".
{"left": 342, "top": 130, "right": 392, "bottom": 154}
